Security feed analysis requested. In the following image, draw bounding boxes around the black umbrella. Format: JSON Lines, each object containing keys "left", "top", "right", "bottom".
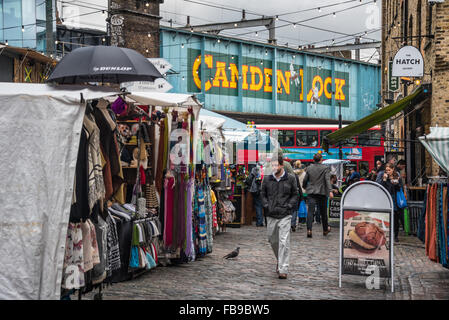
{"left": 46, "top": 45, "right": 163, "bottom": 84}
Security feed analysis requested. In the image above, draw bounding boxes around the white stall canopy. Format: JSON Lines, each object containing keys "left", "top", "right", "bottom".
{"left": 0, "top": 83, "right": 202, "bottom": 300}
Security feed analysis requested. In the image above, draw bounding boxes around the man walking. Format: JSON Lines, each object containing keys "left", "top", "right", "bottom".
{"left": 261, "top": 154, "right": 298, "bottom": 279}
{"left": 302, "top": 153, "right": 333, "bottom": 238}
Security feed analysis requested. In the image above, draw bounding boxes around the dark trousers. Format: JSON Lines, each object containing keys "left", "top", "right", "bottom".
{"left": 253, "top": 194, "right": 264, "bottom": 226}
{"left": 394, "top": 208, "right": 404, "bottom": 239}
{"left": 307, "top": 194, "right": 328, "bottom": 232}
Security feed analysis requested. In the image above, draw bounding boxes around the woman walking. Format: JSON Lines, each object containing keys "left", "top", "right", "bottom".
{"left": 379, "top": 163, "right": 403, "bottom": 242}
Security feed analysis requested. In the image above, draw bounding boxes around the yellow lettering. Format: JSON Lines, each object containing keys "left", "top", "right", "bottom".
{"left": 250, "top": 66, "right": 263, "bottom": 91}
{"left": 229, "top": 63, "right": 239, "bottom": 89}
{"left": 263, "top": 68, "right": 272, "bottom": 92}
{"left": 335, "top": 78, "right": 346, "bottom": 100}
{"left": 307, "top": 75, "right": 324, "bottom": 101}
{"left": 277, "top": 70, "right": 290, "bottom": 94}
{"left": 324, "top": 77, "right": 332, "bottom": 99}
{"left": 213, "top": 61, "right": 229, "bottom": 88}
{"left": 242, "top": 65, "right": 249, "bottom": 90}
{"left": 192, "top": 55, "right": 213, "bottom": 91}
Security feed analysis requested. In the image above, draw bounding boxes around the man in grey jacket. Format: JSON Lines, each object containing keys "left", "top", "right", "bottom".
{"left": 261, "top": 154, "right": 298, "bottom": 279}
{"left": 302, "top": 153, "right": 333, "bottom": 238}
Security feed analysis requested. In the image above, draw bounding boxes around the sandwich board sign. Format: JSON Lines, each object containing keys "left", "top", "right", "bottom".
{"left": 339, "top": 181, "right": 394, "bottom": 292}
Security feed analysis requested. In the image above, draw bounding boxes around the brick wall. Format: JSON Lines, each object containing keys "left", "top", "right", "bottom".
{"left": 109, "top": 0, "right": 161, "bottom": 57}
{"left": 382, "top": 0, "right": 449, "bottom": 177}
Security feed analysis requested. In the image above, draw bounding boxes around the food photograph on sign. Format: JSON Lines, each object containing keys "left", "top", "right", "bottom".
{"left": 342, "top": 210, "right": 391, "bottom": 278}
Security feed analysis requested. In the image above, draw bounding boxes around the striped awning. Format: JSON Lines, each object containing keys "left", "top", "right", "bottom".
{"left": 419, "top": 127, "right": 449, "bottom": 175}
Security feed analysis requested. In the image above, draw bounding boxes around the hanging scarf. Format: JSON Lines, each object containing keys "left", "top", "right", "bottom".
{"left": 184, "top": 178, "right": 194, "bottom": 257}
{"left": 163, "top": 176, "right": 175, "bottom": 248}
{"left": 197, "top": 185, "right": 207, "bottom": 255}
{"left": 155, "top": 120, "right": 166, "bottom": 196}
{"left": 177, "top": 173, "right": 186, "bottom": 249}
{"left": 172, "top": 173, "right": 180, "bottom": 250}
{"left": 205, "top": 185, "right": 214, "bottom": 253}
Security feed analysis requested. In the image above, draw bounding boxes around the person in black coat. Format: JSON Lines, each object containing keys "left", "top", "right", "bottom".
{"left": 261, "top": 154, "right": 298, "bottom": 279}
{"left": 379, "top": 163, "right": 403, "bottom": 242}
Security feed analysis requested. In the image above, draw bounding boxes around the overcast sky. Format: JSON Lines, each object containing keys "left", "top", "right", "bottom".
{"left": 58, "top": 0, "right": 381, "bottom": 62}
{"left": 161, "top": 0, "right": 382, "bottom": 62}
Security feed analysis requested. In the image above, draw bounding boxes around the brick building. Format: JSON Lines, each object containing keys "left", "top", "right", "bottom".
{"left": 381, "top": 0, "right": 449, "bottom": 183}
{"left": 108, "top": 0, "right": 163, "bottom": 57}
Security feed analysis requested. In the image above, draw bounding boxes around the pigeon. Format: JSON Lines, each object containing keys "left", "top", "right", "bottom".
{"left": 223, "top": 247, "right": 240, "bottom": 259}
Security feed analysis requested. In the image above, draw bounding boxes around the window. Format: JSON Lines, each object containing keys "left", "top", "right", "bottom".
{"left": 339, "top": 136, "right": 357, "bottom": 147}
{"left": 296, "top": 130, "right": 318, "bottom": 147}
{"left": 275, "top": 130, "right": 295, "bottom": 147}
{"left": 359, "top": 161, "right": 370, "bottom": 178}
{"left": 358, "top": 130, "right": 382, "bottom": 146}
{"left": 320, "top": 130, "right": 333, "bottom": 147}
{"left": 4, "top": 0, "right": 22, "bottom": 47}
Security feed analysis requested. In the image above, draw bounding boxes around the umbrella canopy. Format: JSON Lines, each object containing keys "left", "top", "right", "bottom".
{"left": 47, "top": 46, "right": 163, "bottom": 84}
{"left": 419, "top": 127, "right": 449, "bottom": 175}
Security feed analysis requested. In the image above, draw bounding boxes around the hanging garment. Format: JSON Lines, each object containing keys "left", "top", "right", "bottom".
{"left": 92, "top": 216, "right": 108, "bottom": 285}
{"left": 184, "top": 178, "right": 194, "bottom": 257}
{"left": 164, "top": 176, "right": 175, "bottom": 247}
{"left": 197, "top": 186, "right": 207, "bottom": 255}
{"left": 205, "top": 186, "right": 214, "bottom": 253}
{"left": 106, "top": 214, "right": 121, "bottom": 274}
{"left": 81, "top": 220, "right": 94, "bottom": 272}
{"left": 443, "top": 186, "right": 448, "bottom": 264}
{"left": 70, "top": 127, "right": 89, "bottom": 223}
{"left": 428, "top": 184, "right": 438, "bottom": 262}
{"left": 62, "top": 223, "right": 85, "bottom": 289}
{"left": 171, "top": 173, "right": 180, "bottom": 250}
{"left": 155, "top": 119, "right": 166, "bottom": 195}
{"left": 88, "top": 219, "right": 100, "bottom": 267}
{"left": 144, "top": 248, "right": 157, "bottom": 269}
{"left": 212, "top": 202, "right": 218, "bottom": 229}
{"left": 93, "top": 107, "right": 125, "bottom": 203}
{"left": 146, "top": 183, "right": 159, "bottom": 208}
{"left": 129, "top": 246, "right": 140, "bottom": 269}
{"left": 83, "top": 113, "right": 106, "bottom": 210}
{"left": 177, "top": 173, "right": 186, "bottom": 249}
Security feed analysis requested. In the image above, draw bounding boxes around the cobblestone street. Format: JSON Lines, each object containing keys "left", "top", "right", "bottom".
{"left": 88, "top": 223, "right": 449, "bottom": 300}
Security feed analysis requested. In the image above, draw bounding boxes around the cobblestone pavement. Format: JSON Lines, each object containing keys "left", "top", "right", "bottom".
{"left": 85, "top": 223, "right": 449, "bottom": 300}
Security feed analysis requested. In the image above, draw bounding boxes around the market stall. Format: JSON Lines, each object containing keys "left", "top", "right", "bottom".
{"left": 0, "top": 83, "right": 220, "bottom": 300}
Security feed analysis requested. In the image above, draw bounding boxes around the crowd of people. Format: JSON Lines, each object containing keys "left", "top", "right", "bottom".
{"left": 245, "top": 151, "right": 407, "bottom": 280}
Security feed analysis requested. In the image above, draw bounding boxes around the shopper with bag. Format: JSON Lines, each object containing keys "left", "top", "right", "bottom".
{"left": 293, "top": 161, "right": 306, "bottom": 228}
{"left": 379, "top": 163, "right": 406, "bottom": 242}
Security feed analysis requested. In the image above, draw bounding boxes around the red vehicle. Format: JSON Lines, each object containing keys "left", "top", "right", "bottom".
{"left": 255, "top": 124, "right": 384, "bottom": 176}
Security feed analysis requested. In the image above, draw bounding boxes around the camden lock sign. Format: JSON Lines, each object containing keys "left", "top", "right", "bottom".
{"left": 187, "top": 49, "right": 350, "bottom": 107}
{"left": 392, "top": 46, "right": 424, "bottom": 77}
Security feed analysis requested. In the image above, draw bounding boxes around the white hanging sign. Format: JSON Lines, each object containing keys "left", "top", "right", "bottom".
{"left": 392, "top": 46, "right": 424, "bottom": 77}
{"left": 121, "top": 78, "right": 173, "bottom": 93}
{"left": 147, "top": 58, "right": 173, "bottom": 76}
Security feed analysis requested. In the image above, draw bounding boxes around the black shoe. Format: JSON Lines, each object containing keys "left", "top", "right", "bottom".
{"left": 394, "top": 237, "right": 399, "bottom": 243}
{"left": 307, "top": 230, "right": 312, "bottom": 238}
{"left": 291, "top": 226, "right": 296, "bottom": 232}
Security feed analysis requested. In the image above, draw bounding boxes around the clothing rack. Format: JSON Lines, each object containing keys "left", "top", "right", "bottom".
{"left": 133, "top": 216, "right": 158, "bottom": 223}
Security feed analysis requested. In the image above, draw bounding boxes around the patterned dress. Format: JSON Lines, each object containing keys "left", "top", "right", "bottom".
{"left": 197, "top": 186, "right": 207, "bottom": 256}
